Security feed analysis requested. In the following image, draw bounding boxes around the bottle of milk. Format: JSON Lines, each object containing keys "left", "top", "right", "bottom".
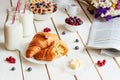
{"left": 4, "top": 20, "right": 23, "bottom": 50}
{"left": 20, "top": 10, "right": 34, "bottom": 37}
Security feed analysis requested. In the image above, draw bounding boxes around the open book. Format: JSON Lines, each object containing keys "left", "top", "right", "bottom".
{"left": 87, "top": 17, "right": 120, "bottom": 57}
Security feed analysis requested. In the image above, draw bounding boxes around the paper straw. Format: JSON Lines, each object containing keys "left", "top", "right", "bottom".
{"left": 12, "top": 0, "right": 20, "bottom": 24}
{"left": 23, "top": 1, "right": 27, "bottom": 13}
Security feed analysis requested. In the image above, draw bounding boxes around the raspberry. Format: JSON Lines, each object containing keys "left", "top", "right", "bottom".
{"left": 102, "top": 59, "right": 106, "bottom": 65}
{"left": 98, "top": 63, "right": 103, "bottom": 67}
{"left": 97, "top": 60, "right": 102, "bottom": 66}
{"left": 6, "top": 58, "right": 9, "bottom": 61}
{"left": 97, "top": 59, "right": 106, "bottom": 67}
{"left": 43, "top": 27, "right": 51, "bottom": 32}
{"left": 5, "top": 56, "right": 16, "bottom": 64}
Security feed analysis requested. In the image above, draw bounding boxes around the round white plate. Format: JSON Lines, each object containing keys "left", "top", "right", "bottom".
{"left": 19, "top": 42, "right": 65, "bottom": 64}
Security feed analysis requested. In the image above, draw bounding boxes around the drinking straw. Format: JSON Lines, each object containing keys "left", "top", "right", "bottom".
{"left": 23, "top": 1, "right": 27, "bottom": 13}
{"left": 12, "top": 0, "right": 20, "bottom": 24}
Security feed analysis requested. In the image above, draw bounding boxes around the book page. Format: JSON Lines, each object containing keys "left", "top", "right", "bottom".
{"left": 87, "top": 18, "right": 120, "bottom": 50}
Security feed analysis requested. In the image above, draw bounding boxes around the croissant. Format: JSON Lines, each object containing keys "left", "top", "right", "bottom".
{"left": 26, "top": 32, "right": 59, "bottom": 58}
{"left": 34, "top": 40, "right": 68, "bottom": 61}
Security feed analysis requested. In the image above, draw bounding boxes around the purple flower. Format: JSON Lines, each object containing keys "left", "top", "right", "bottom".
{"left": 95, "top": 13, "right": 100, "bottom": 18}
{"left": 96, "top": 7, "right": 110, "bottom": 15}
{"left": 105, "top": 15, "right": 113, "bottom": 21}
{"left": 95, "top": 7, "right": 111, "bottom": 20}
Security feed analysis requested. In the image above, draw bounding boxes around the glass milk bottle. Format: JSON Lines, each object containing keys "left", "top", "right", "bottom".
{"left": 20, "top": 10, "right": 34, "bottom": 37}
{"left": 7, "top": 7, "right": 19, "bottom": 21}
{"left": 4, "top": 20, "right": 23, "bottom": 50}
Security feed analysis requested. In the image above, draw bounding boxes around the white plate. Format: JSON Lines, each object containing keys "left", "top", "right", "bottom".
{"left": 19, "top": 42, "right": 65, "bottom": 64}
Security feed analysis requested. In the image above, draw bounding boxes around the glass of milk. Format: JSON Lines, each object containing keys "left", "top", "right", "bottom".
{"left": 4, "top": 20, "right": 23, "bottom": 50}
{"left": 20, "top": 10, "right": 34, "bottom": 37}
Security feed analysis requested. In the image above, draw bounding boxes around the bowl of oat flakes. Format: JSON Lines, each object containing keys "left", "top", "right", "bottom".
{"left": 30, "top": 1, "right": 57, "bottom": 20}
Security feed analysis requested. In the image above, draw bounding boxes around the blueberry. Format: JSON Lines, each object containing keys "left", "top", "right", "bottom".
{"left": 11, "top": 67, "right": 15, "bottom": 71}
{"left": 62, "top": 31, "right": 66, "bottom": 35}
{"left": 27, "top": 67, "right": 32, "bottom": 72}
{"left": 37, "top": 2, "right": 41, "bottom": 8}
{"left": 75, "top": 39, "right": 79, "bottom": 42}
{"left": 75, "top": 46, "right": 79, "bottom": 50}
{"left": 78, "top": 21, "right": 83, "bottom": 25}
{"left": 74, "top": 16, "right": 77, "bottom": 19}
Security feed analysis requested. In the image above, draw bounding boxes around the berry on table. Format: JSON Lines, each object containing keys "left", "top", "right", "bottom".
{"left": 5, "top": 56, "right": 16, "bottom": 64}
{"left": 75, "top": 39, "right": 79, "bottom": 42}
{"left": 97, "top": 59, "right": 106, "bottom": 67}
{"left": 11, "top": 67, "right": 15, "bottom": 71}
{"left": 62, "top": 31, "right": 66, "bottom": 35}
{"left": 75, "top": 46, "right": 79, "bottom": 50}
{"left": 43, "top": 27, "right": 51, "bottom": 32}
{"left": 27, "top": 67, "right": 32, "bottom": 72}
{"left": 102, "top": 59, "right": 106, "bottom": 65}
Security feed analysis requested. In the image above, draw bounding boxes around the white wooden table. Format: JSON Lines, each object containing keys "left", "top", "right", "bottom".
{"left": 1, "top": 0, "right": 120, "bottom": 80}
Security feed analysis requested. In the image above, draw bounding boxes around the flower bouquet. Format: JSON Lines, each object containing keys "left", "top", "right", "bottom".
{"left": 82, "top": 0, "right": 120, "bottom": 21}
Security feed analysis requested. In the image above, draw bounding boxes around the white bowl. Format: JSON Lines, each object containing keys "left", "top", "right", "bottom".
{"left": 65, "top": 23, "right": 82, "bottom": 32}
{"left": 34, "top": 13, "right": 52, "bottom": 20}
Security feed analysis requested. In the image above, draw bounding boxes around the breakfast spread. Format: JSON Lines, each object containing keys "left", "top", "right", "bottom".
{"left": 30, "top": 0, "right": 57, "bottom": 14}
{"left": 26, "top": 32, "right": 68, "bottom": 61}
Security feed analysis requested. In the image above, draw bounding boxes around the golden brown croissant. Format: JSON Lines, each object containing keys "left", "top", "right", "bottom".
{"left": 26, "top": 32, "right": 59, "bottom": 58}
{"left": 34, "top": 40, "right": 68, "bottom": 61}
